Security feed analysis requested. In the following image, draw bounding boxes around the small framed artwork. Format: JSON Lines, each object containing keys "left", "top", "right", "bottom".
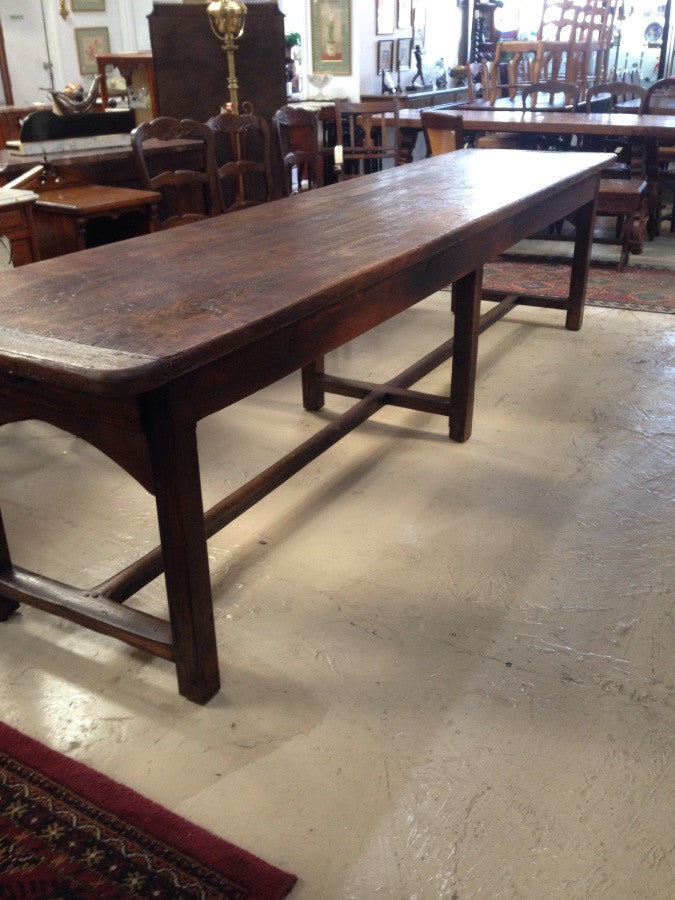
{"left": 75, "top": 26, "right": 110, "bottom": 76}
{"left": 397, "top": 37, "right": 412, "bottom": 70}
{"left": 376, "top": 0, "right": 396, "bottom": 35}
{"left": 413, "top": 0, "right": 426, "bottom": 48}
{"left": 397, "top": 0, "right": 412, "bottom": 29}
{"left": 311, "top": 0, "right": 352, "bottom": 75}
{"left": 71, "top": 0, "right": 106, "bottom": 10}
{"left": 377, "top": 39, "right": 394, "bottom": 73}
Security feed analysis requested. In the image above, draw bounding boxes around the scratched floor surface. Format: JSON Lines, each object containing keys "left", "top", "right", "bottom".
{"left": 0, "top": 231, "right": 673, "bottom": 898}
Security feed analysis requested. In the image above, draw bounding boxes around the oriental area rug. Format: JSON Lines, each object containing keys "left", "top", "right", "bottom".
{"left": 0, "top": 722, "right": 296, "bottom": 900}
{"left": 480, "top": 258, "right": 675, "bottom": 314}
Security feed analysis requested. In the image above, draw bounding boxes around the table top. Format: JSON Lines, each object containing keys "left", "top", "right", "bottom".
{"left": 33, "top": 184, "right": 161, "bottom": 215}
{"left": 398, "top": 107, "right": 675, "bottom": 137}
{"left": 0, "top": 187, "right": 38, "bottom": 208}
{"left": 0, "top": 148, "right": 611, "bottom": 398}
{"left": 0, "top": 143, "right": 135, "bottom": 179}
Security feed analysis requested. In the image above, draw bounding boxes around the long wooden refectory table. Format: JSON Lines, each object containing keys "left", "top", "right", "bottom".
{"left": 0, "top": 148, "right": 612, "bottom": 703}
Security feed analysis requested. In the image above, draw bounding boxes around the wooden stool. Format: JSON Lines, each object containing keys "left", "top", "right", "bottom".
{"left": 596, "top": 177, "right": 647, "bottom": 271}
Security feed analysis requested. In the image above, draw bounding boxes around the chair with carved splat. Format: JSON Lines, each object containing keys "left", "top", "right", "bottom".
{"left": 131, "top": 116, "right": 221, "bottom": 229}
{"left": 206, "top": 112, "right": 276, "bottom": 213}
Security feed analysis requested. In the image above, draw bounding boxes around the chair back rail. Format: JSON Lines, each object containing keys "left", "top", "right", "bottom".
{"left": 131, "top": 116, "right": 220, "bottom": 229}
{"left": 206, "top": 112, "right": 275, "bottom": 213}
{"left": 334, "top": 98, "right": 402, "bottom": 179}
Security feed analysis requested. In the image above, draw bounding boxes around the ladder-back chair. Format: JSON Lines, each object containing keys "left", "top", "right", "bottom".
{"left": 131, "top": 117, "right": 221, "bottom": 229}
{"left": 206, "top": 112, "right": 275, "bottom": 213}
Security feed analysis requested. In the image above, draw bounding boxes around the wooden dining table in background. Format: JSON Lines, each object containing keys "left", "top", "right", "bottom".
{"left": 396, "top": 107, "right": 675, "bottom": 238}
{"left": 0, "top": 148, "right": 611, "bottom": 703}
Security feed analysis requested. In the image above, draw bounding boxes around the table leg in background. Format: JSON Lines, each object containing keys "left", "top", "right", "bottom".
{"left": 450, "top": 267, "right": 483, "bottom": 442}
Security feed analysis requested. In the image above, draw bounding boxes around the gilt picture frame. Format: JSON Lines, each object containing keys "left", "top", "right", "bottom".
{"left": 75, "top": 26, "right": 110, "bottom": 75}
{"left": 311, "top": 0, "right": 352, "bottom": 75}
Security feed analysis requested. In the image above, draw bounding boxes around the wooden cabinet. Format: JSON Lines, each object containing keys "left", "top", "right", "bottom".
{"left": 0, "top": 189, "right": 39, "bottom": 266}
{"left": 5, "top": 165, "right": 159, "bottom": 261}
{"left": 148, "top": 2, "right": 287, "bottom": 123}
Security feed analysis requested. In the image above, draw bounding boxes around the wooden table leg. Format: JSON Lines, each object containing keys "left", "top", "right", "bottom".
{"left": 450, "top": 268, "right": 482, "bottom": 442}
{"left": 567, "top": 196, "right": 597, "bottom": 331}
{"left": 398, "top": 126, "right": 420, "bottom": 164}
{"left": 143, "top": 386, "right": 220, "bottom": 704}
{"left": 302, "top": 358, "right": 325, "bottom": 410}
{"left": 0, "top": 511, "right": 19, "bottom": 621}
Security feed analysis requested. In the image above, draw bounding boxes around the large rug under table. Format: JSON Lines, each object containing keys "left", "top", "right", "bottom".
{"left": 480, "top": 258, "right": 674, "bottom": 314}
{"left": 0, "top": 721, "right": 296, "bottom": 899}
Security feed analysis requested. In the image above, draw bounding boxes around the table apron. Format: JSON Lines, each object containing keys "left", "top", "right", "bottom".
{"left": 186, "top": 173, "right": 600, "bottom": 422}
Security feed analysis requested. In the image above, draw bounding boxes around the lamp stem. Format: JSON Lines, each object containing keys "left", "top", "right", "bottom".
{"left": 224, "top": 43, "right": 240, "bottom": 115}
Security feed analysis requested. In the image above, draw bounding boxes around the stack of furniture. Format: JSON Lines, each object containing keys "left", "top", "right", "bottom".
{"left": 483, "top": 0, "right": 617, "bottom": 104}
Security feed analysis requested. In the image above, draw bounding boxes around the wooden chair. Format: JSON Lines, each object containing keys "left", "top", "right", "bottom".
{"left": 521, "top": 80, "right": 580, "bottom": 111}
{"left": 520, "top": 81, "right": 581, "bottom": 152}
{"left": 579, "top": 80, "right": 652, "bottom": 267}
{"left": 583, "top": 81, "right": 648, "bottom": 178}
{"left": 206, "top": 112, "right": 275, "bottom": 213}
{"left": 272, "top": 105, "right": 325, "bottom": 193}
{"left": 333, "top": 98, "right": 401, "bottom": 180}
{"left": 643, "top": 77, "right": 675, "bottom": 232}
{"left": 585, "top": 80, "right": 647, "bottom": 114}
{"left": 420, "top": 111, "right": 465, "bottom": 157}
{"left": 131, "top": 116, "right": 220, "bottom": 229}
{"left": 595, "top": 176, "right": 648, "bottom": 271}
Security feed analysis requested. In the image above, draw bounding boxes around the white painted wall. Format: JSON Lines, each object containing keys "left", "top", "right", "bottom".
{"left": 0, "top": 0, "right": 153, "bottom": 105}
{"left": 280, "top": 0, "right": 463, "bottom": 101}
{"left": 1, "top": 1, "right": 463, "bottom": 108}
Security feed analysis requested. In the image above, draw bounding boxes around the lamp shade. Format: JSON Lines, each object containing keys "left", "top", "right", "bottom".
{"left": 207, "top": 0, "right": 247, "bottom": 42}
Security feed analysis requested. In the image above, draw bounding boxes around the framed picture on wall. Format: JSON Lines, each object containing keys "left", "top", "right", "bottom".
{"left": 75, "top": 26, "right": 110, "bottom": 75}
{"left": 397, "top": 0, "right": 412, "bottom": 29}
{"left": 377, "top": 39, "right": 394, "bottom": 73}
{"left": 376, "top": 0, "right": 396, "bottom": 35}
{"left": 413, "top": 2, "right": 426, "bottom": 49}
{"left": 397, "top": 37, "right": 412, "bottom": 70}
{"left": 311, "top": 0, "right": 352, "bottom": 75}
{"left": 72, "top": 0, "right": 106, "bottom": 11}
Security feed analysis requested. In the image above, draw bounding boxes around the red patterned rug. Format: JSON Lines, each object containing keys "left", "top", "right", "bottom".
{"left": 481, "top": 258, "right": 674, "bottom": 314}
{"left": 0, "top": 722, "right": 296, "bottom": 899}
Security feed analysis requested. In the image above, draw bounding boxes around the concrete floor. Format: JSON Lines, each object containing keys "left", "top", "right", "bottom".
{"left": 0, "top": 245, "right": 673, "bottom": 897}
